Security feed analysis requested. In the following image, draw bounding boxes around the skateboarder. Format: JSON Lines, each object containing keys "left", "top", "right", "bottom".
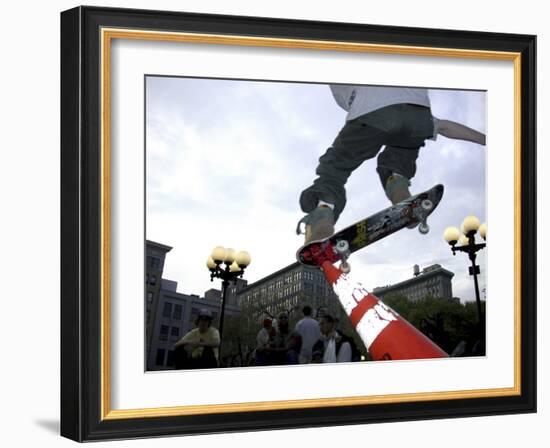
{"left": 297, "top": 85, "right": 486, "bottom": 243}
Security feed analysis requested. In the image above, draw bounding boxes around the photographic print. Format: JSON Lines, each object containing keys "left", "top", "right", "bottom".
{"left": 144, "top": 77, "right": 487, "bottom": 371}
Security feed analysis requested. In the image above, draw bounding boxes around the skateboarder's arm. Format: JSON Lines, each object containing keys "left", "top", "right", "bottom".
{"left": 435, "top": 119, "right": 486, "bottom": 145}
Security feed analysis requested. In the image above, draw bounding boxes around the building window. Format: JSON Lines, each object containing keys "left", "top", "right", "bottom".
{"left": 163, "top": 302, "right": 172, "bottom": 318}
{"left": 150, "top": 275, "right": 157, "bottom": 286}
{"left": 171, "top": 327, "right": 179, "bottom": 340}
{"left": 166, "top": 350, "right": 175, "bottom": 367}
{"left": 147, "top": 291, "right": 154, "bottom": 304}
{"left": 159, "top": 325, "right": 169, "bottom": 341}
{"left": 174, "top": 304, "right": 182, "bottom": 320}
{"left": 155, "top": 349, "right": 165, "bottom": 366}
{"left": 147, "top": 256, "right": 161, "bottom": 269}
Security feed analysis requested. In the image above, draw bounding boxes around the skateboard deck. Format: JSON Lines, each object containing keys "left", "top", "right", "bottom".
{"left": 296, "top": 184, "right": 444, "bottom": 270}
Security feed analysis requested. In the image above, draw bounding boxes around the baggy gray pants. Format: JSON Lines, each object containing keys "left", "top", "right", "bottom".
{"left": 299, "top": 103, "right": 435, "bottom": 222}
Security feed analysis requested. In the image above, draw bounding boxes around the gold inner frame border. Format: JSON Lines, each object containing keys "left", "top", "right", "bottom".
{"left": 100, "top": 27, "right": 522, "bottom": 421}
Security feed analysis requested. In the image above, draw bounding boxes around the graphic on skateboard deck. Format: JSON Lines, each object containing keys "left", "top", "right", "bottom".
{"left": 296, "top": 184, "right": 444, "bottom": 272}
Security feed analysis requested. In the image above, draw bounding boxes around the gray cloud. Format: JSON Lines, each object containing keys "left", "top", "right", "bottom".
{"left": 146, "top": 77, "right": 487, "bottom": 303}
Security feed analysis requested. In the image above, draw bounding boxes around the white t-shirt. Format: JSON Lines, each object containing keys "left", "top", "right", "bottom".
{"left": 330, "top": 85, "right": 431, "bottom": 121}
{"left": 322, "top": 338, "right": 352, "bottom": 363}
{"left": 294, "top": 316, "right": 321, "bottom": 358}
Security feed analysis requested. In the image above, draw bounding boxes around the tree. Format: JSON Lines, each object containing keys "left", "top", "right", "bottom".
{"left": 383, "top": 294, "right": 485, "bottom": 356}
{"left": 219, "top": 313, "right": 257, "bottom": 366}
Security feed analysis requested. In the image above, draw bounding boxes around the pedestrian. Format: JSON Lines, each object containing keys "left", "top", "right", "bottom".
{"left": 254, "top": 318, "right": 275, "bottom": 366}
{"left": 297, "top": 84, "right": 486, "bottom": 243}
{"left": 173, "top": 309, "right": 220, "bottom": 369}
{"left": 312, "top": 314, "right": 352, "bottom": 363}
{"left": 265, "top": 312, "right": 302, "bottom": 365}
{"left": 294, "top": 305, "right": 321, "bottom": 364}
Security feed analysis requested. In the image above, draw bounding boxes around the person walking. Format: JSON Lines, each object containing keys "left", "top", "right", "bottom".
{"left": 294, "top": 305, "right": 321, "bottom": 364}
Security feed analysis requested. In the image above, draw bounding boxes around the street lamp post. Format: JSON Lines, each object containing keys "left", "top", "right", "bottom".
{"left": 443, "top": 216, "right": 487, "bottom": 352}
{"left": 206, "top": 246, "right": 251, "bottom": 360}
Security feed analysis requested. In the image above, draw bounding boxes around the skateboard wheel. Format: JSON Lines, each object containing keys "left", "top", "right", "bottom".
{"left": 340, "top": 261, "right": 351, "bottom": 273}
{"left": 335, "top": 240, "right": 350, "bottom": 255}
{"left": 418, "top": 222, "right": 430, "bottom": 234}
{"left": 421, "top": 199, "right": 433, "bottom": 211}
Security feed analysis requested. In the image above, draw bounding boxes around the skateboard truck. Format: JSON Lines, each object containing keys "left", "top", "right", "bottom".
{"left": 334, "top": 240, "right": 351, "bottom": 273}
{"left": 415, "top": 199, "right": 433, "bottom": 235}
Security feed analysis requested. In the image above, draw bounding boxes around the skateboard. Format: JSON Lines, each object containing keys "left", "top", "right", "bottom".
{"left": 296, "top": 184, "right": 444, "bottom": 273}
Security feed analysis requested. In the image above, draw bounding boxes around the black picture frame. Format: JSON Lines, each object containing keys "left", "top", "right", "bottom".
{"left": 61, "top": 5, "right": 536, "bottom": 442}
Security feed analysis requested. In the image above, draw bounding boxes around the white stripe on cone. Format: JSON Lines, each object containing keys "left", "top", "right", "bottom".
{"left": 332, "top": 272, "right": 397, "bottom": 350}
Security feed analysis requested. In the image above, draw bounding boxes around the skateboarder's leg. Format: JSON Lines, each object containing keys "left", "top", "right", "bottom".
{"left": 375, "top": 105, "right": 434, "bottom": 203}
{"left": 300, "top": 119, "right": 385, "bottom": 222}
{"left": 376, "top": 145, "right": 420, "bottom": 204}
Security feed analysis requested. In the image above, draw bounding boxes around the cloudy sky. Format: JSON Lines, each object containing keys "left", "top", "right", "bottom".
{"left": 146, "top": 77, "right": 487, "bottom": 304}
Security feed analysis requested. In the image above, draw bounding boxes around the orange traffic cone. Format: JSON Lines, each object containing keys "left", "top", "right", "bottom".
{"left": 321, "top": 261, "right": 448, "bottom": 361}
